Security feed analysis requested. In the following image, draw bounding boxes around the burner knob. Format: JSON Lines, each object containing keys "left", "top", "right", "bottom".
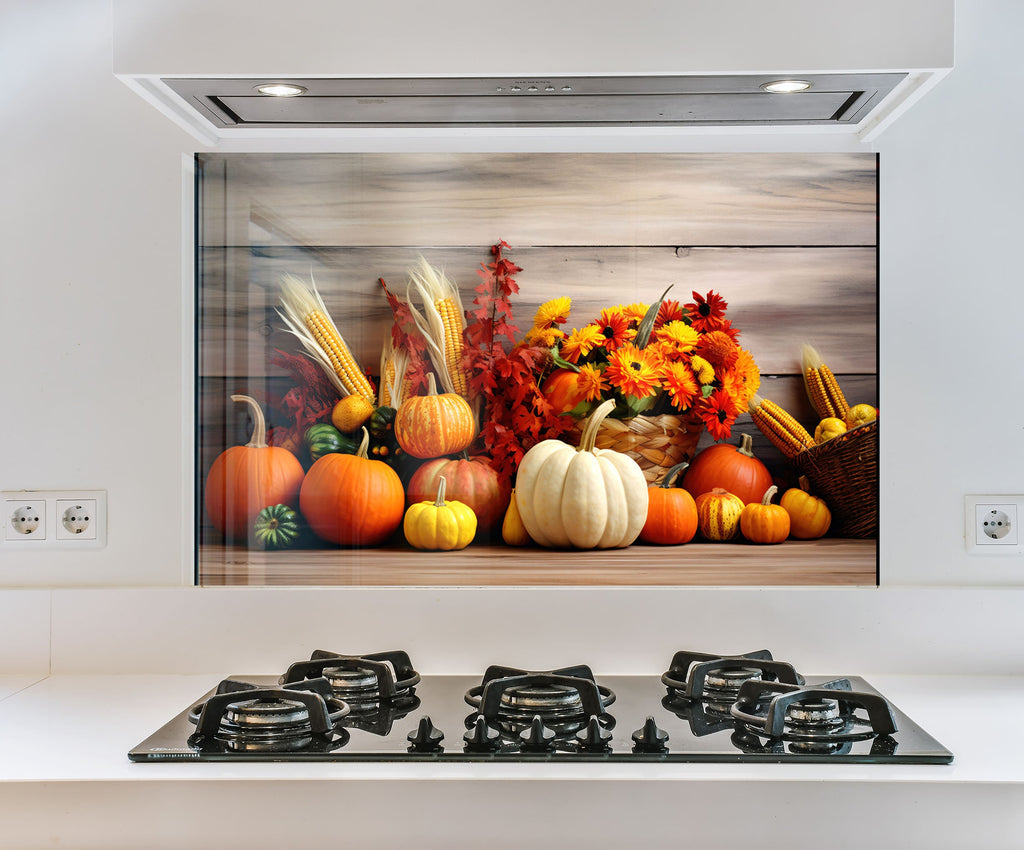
{"left": 407, "top": 716, "right": 444, "bottom": 752}
{"left": 576, "top": 714, "right": 613, "bottom": 752}
{"left": 519, "top": 715, "right": 557, "bottom": 752}
{"left": 631, "top": 716, "right": 670, "bottom": 753}
{"left": 463, "top": 715, "right": 502, "bottom": 752}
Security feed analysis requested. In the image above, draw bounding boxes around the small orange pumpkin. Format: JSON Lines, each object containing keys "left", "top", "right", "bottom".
{"left": 740, "top": 485, "right": 791, "bottom": 544}
{"left": 300, "top": 427, "right": 404, "bottom": 546}
{"left": 694, "top": 488, "right": 745, "bottom": 541}
{"left": 394, "top": 373, "right": 476, "bottom": 459}
{"left": 779, "top": 476, "right": 832, "bottom": 539}
{"left": 640, "top": 462, "right": 698, "bottom": 545}
{"left": 540, "top": 368, "right": 589, "bottom": 415}
{"left": 204, "top": 394, "right": 305, "bottom": 541}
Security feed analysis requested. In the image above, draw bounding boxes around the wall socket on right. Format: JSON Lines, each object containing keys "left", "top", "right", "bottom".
{"left": 964, "top": 496, "right": 1024, "bottom": 555}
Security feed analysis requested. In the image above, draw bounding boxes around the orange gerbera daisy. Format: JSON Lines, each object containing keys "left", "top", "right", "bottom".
{"left": 720, "top": 347, "right": 760, "bottom": 410}
{"left": 662, "top": 361, "right": 701, "bottom": 411}
{"left": 604, "top": 343, "right": 660, "bottom": 399}
{"left": 622, "top": 303, "right": 650, "bottom": 325}
{"left": 559, "top": 325, "right": 605, "bottom": 364}
{"left": 575, "top": 363, "right": 608, "bottom": 402}
{"left": 699, "top": 387, "right": 741, "bottom": 442}
{"left": 695, "top": 329, "right": 740, "bottom": 371}
{"left": 594, "top": 308, "right": 635, "bottom": 352}
{"left": 685, "top": 290, "right": 729, "bottom": 333}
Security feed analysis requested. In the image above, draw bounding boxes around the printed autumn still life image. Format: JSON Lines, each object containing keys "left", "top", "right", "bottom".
{"left": 196, "top": 151, "right": 879, "bottom": 587}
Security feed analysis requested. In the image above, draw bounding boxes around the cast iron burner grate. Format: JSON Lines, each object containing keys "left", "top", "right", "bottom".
{"left": 187, "top": 676, "right": 351, "bottom": 753}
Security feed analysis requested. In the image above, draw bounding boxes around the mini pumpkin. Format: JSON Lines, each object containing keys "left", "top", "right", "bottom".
{"left": 300, "top": 427, "right": 404, "bottom": 546}
{"left": 694, "top": 488, "right": 745, "bottom": 541}
{"left": 305, "top": 423, "right": 359, "bottom": 461}
{"left": 540, "top": 368, "right": 589, "bottom": 415}
{"left": 394, "top": 373, "right": 476, "bottom": 459}
{"left": 204, "top": 394, "right": 305, "bottom": 541}
{"left": 780, "top": 476, "right": 832, "bottom": 539}
{"left": 740, "top": 485, "right": 791, "bottom": 544}
{"left": 639, "top": 462, "right": 698, "bottom": 546}
{"left": 253, "top": 504, "right": 302, "bottom": 550}
{"left": 515, "top": 399, "right": 649, "bottom": 549}
{"left": 403, "top": 476, "right": 477, "bottom": 551}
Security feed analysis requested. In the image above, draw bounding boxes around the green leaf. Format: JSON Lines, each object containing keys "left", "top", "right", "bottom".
{"left": 549, "top": 347, "right": 581, "bottom": 373}
{"left": 634, "top": 284, "right": 673, "bottom": 349}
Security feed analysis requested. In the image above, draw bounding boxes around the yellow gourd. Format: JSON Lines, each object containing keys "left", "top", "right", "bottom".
{"left": 501, "top": 490, "right": 532, "bottom": 547}
{"left": 514, "top": 399, "right": 649, "bottom": 549}
{"left": 403, "top": 476, "right": 477, "bottom": 551}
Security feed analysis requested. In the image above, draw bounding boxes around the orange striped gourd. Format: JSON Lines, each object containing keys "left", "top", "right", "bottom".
{"left": 694, "top": 488, "right": 745, "bottom": 541}
{"left": 394, "top": 373, "right": 476, "bottom": 459}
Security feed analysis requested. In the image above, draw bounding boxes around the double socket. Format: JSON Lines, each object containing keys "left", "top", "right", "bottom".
{"left": 2, "top": 490, "right": 107, "bottom": 549}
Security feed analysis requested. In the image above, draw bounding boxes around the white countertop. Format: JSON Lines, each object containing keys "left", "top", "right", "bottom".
{"left": 1, "top": 673, "right": 1022, "bottom": 849}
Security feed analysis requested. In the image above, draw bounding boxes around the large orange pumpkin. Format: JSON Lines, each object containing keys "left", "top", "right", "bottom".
{"left": 406, "top": 456, "right": 511, "bottom": 538}
{"left": 681, "top": 433, "right": 772, "bottom": 505}
{"left": 300, "top": 428, "right": 404, "bottom": 546}
{"left": 204, "top": 394, "right": 305, "bottom": 541}
{"left": 541, "top": 368, "right": 589, "bottom": 415}
{"left": 640, "top": 462, "right": 698, "bottom": 545}
{"left": 394, "top": 373, "right": 476, "bottom": 459}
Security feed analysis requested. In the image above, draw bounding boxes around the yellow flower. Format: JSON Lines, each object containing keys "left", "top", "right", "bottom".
{"left": 691, "top": 355, "right": 715, "bottom": 385}
{"left": 622, "top": 303, "right": 650, "bottom": 324}
{"left": 524, "top": 326, "right": 565, "bottom": 348}
{"left": 560, "top": 325, "right": 605, "bottom": 363}
{"left": 533, "top": 297, "right": 572, "bottom": 330}
{"left": 653, "top": 320, "right": 700, "bottom": 353}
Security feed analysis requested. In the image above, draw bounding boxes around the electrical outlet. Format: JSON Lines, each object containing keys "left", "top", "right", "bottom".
{"left": 965, "top": 495, "right": 1024, "bottom": 556}
{"left": 0, "top": 490, "right": 106, "bottom": 549}
{"left": 4, "top": 499, "right": 46, "bottom": 541}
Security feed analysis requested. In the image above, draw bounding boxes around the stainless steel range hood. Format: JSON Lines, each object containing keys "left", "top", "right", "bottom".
{"left": 113, "top": 0, "right": 953, "bottom": 148}
{"left": 162, "top": 74, "right": 907, "bottom": 130}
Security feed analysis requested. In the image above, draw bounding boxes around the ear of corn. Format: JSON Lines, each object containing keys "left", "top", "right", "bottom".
{"left": 749, "top": 393, "right": 815, "bottom": 458}
{"left": 801, "top": 344, "right": 850, "bottom": 421}
{"left": 379, "top": 336, "right": 410, "bottom": 409}
{"left": 407, "top": 256, "right": 469, "bottom": 398}
{"left": 277, "top": 274, "right": 376, "bottom": 404}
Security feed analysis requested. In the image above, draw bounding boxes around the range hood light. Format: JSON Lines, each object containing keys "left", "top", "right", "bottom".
{"left": 760, "top": 80, "right": 813, "bottom": 93}
{"left": 255, "top": 83, "right": 307, "bottom": 97}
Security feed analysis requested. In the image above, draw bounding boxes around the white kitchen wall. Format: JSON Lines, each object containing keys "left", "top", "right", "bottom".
{"left": 1, "top": 0, "right": 1022, "bottom": 593}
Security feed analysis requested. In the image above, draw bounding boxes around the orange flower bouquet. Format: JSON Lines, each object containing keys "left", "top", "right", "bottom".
{"left": 531, "top": 288, "right": 761, "bottom": 482}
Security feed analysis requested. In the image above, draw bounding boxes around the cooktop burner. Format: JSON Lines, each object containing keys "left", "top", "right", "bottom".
{"left": 129, "top": 649, "right": 954, "bottom": 764}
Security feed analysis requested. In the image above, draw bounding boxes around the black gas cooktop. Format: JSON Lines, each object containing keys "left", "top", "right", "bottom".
{"left": 128, "top": 649, "right": 953, "bottom": 764}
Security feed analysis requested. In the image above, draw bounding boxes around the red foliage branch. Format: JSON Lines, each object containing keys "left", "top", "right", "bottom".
{"left": 462, "top": 242, "right": 574, "bottom": 482}
{"left": 379, "top": 277, "right": 432, "bottom": 398}
{"left": 267, "top": 348, "right": 342, "bottom": 446}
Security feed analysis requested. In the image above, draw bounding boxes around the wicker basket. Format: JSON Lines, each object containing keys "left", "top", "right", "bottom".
{"left": 571, "top": 413, "right": 704, "bottom": 485}
{"left": 793, "top": 420, "right": 878, "bottom": 538}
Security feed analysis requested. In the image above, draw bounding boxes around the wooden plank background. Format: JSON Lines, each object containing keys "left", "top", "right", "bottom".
{"left": 195, "top": 152, "right": 878, "bottom": 585}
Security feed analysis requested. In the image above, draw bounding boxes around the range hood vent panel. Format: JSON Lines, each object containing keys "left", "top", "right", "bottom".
{"left": 166, "top": 75, "right": 906, "bottom": 129}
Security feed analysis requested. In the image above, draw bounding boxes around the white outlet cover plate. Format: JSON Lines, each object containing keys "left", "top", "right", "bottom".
{"left": 964, "top": 495, "right": 1024, "bottom": 556}
{"left": 1, "top": 490, "right": 106, "bottom": 549}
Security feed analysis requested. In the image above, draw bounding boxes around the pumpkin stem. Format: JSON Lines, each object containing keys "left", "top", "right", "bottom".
{"left": 659, "top": 461, "right": 690, "bottom": 489}
{"left": 579, "top": 399, "right": 617, "bottom": 453}
{"left": 737, "top": 433, "right": 755, "bottom": 458}
{"left": 761, "top": 485, "right": 779, "bottom": 505}
{"left": 356, "top": 426, "right": 370, "bottom": 459}
{"left": 426, "top": 372, "right": 438, "bottom": 397}
{"left": 434, "top": 475, "right": 448, "bottom": 507}
{"left": 231, "top": 394, "right": 268, "bottom": 449}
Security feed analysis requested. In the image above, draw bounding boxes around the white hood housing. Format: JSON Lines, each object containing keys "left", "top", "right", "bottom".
{"left": 113, "top": 0, "right": 953, "bottom": 148}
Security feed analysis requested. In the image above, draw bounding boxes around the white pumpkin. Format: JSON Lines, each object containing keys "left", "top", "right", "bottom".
{"left": 515, "top": 399, "right": 649, "bottom": 549}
